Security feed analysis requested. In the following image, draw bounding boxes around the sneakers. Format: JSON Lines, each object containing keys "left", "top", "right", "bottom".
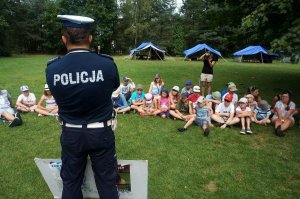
{"left": 240, "top": 129, "right": 246, "bottom": 135}
{"left": 15, "top": 112, "right": 22, "bottom": 124}
{"left": 178, "top": 127, "right": 187, "bottom": 133}
{"left": 246, "top": 128, "right": 253, "bottom": 134}
{"left": 204, "top": 128, "right": 209, "bottom": 137}
{"left": 9, "top": 118, "right": 21, "bottom": 127}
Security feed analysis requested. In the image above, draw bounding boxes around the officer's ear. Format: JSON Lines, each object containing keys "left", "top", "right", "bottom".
{"left": 88, "top": 35, "right": 93, "bottom": 44}
{"left": 61, "top": 35, "right": 67, "bottom": 46}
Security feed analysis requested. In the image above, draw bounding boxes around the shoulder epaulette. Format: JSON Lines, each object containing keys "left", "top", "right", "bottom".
{"left": 99, "top": 54, "right": 114, "bottom": 61}
{"left": 47, "top": 57, "right": 61, "bottom": 66}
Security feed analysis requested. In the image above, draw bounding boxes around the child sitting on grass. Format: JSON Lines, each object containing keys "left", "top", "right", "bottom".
{"left": 130, "top": 84, "right": 145, "bottom": 112}
{"left": 16, "top": 85, "right": 37, "bottom": 113}
{"left": 178, "top": 96, "right": 210, "bottom": 137}
{"left": 139, "top": 93, "right": 156, "bottom": 116}
{"left": 253, "top": 100, "right": 271, "bottom": 125}
{"left": 236, "top": 97, "right": 253, "bottom": 134}
{"left": 154, "top": 88, "right": 171, "bottom": 118}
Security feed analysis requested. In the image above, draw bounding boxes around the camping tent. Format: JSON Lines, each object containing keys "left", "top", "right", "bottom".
{"left": 233, "top": 46, "right": 273, "bottom": 63}
{"left": 129, "top": 42, "right": 165, "bottom": 60}
{"left": 183, "top": 44, "right": 223, "bottom": 60}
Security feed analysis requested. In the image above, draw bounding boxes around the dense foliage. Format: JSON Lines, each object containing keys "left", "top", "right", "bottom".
{"left": 0, "top": 0, "right": 299, "bottom": 57}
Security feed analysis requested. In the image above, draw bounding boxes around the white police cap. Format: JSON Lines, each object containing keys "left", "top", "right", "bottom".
{"left": 57, "top": 15, "right": 94, "bottom": 29}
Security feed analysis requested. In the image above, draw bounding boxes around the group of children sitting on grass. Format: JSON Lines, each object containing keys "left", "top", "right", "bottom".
{"left": 0, "top": 74, "right": 298, "bottom": 137}
{"left": 111, "top": 74, "right": 298, "bottom": 137}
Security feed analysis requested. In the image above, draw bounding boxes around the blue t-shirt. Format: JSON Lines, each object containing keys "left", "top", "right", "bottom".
{"left": 195, "top": 105, "right": 210, "bottom": 120}
{"left": 46, "top": 49, "right": 120, "bottom": 124}
{"left": 112, "top": 94, "right": 129, "bottom": 110}
{"left": 129, "top": 91, "right": 145, "bottom": 105}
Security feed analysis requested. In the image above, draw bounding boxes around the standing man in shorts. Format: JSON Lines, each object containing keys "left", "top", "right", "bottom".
{"left": 199, "top": 51, "right": 218, "bottom": 96}
{"left": 46, "top": 15, "right": 120, "bottom": 199}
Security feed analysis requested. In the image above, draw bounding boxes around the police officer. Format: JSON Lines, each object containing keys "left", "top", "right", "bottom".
{"left": 46, "top": 15, "right": 120, "bottom": 199}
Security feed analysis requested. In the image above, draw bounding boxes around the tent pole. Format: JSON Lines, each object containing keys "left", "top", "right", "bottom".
{"left": 153, "top": 47, "right": 163, "bottom": 60}
{"left": 261, "top": 52, "right": 264, "bottom": 63}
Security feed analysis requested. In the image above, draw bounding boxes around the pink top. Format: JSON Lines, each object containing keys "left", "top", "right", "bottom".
{"left": 160, "top": 97, "right": 170, "bottom": 109}
{"left": 169, "top": 93, "right": 179, "bottom": 105}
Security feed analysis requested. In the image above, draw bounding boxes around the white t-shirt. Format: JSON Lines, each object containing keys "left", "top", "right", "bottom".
{"left": 0, "top": 90, "right": 11, "bottom": 109}
{"left": 273, "top": 100, "right": 296, "bottom": 117}
{"left": 215, "top": 102, "right": 235, "bottom": 114}
{"left": 17, "top": 93, "right": 36, "bottom": 106}
{"left": 120, "top": 83, "right": 135, "bottom": 95}
{"left": 222, "top": 92, "right": 238, "bottom": 104}
{"left": 236, "top": 106, "right": 251, "bottom": 113}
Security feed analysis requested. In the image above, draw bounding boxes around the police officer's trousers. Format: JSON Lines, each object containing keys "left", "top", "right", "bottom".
{"left": 60, "top": 125, "right": 119, "bottom": 199}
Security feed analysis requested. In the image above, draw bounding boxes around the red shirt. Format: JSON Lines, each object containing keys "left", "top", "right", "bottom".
{"left": 188, "top": 93, "right": 200, "bottom": 103}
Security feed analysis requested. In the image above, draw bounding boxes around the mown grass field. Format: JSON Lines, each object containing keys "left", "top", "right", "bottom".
{"left": 0, "top": 55, "right": 300, "bottom": 199}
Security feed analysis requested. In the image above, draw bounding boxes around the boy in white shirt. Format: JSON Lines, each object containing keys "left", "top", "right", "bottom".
{"left": 236, "top": 97, "right": 253, "bottom": 134}
{"left": 16, "top": 85, "right": 37, "bottom": 112}
{"left": 120, "top": 76, "right": 136, "bottom": 101}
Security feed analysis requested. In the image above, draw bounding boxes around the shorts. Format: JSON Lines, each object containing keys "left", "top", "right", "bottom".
{"left": 160, "top": 110, "right": 170, "bottom": 117}
{"left": 0, "top": 107, "right": 15, "bottom": 116}
{"left": 201, "top": 73, "right": 213, "bottom": 82}
{"left": 194, "top": 118, "right": 209, "bottom": 127}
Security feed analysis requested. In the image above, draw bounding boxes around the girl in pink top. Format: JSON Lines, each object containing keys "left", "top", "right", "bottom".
{"left": 154, "top": 88, "right": 170, "bottom": 118}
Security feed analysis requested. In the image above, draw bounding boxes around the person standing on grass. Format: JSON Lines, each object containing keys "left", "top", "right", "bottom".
{"left": 16, "top": 85, "right": 37, "bottom": 113}
{"left": 0, "top": 88, "right": 22, "bottom": 127}
{"left": 199, "top": 51, "right": 217, "bottom": 96}
{"left": 46, "top": 15, "right": 120, "bottom": 199}
{"left": 236, "top": 97, "right": 253, "bottom": 135}
{"left": 272, "top": 90, "right": 296, "bottom": 137}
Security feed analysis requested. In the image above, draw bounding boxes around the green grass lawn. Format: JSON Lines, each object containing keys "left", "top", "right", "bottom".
{"left": 0, "top": 55, "right": 300, "bottom": 198}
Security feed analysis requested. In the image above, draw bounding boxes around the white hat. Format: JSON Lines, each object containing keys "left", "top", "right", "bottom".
{"left": 112, "top": 88, "right": 120, "bottom": 98}
{"left": 172, "top": 86, "right": 180, "bottom": 92}
{"left": 228, "top": 84, "right": 238, "bottom": 92}
{"left": 145, "top": 93, "right": 153, "bottom": 103}
{"left": 238, "top": 97, "right": 248, "bottom": 104}
{"left": 57, "top": 15, "right": 94, "bottom": 29}
{"left": 20, "top": 85, "right": 29, "bottom": 92}
{"left": 44, "top": 84, "right": 50, "bottom": 90}
{"left": 197, "top": 96, "right": 205, "bottom": 103}
{"left": 193, "top": 85, "right": 201, "bottom": 93}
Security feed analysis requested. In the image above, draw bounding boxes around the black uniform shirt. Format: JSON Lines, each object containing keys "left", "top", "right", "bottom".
{"left": 201, "top": 55, "right": 217, "bottom": 75}
{"left": 46, "top": 48, "right": 120, "bottom": 124}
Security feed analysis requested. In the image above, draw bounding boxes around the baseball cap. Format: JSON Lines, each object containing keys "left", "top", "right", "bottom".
{"left": 112, "top": 88, "right": 120, "bottom": 98}
{"left": 259, "top": 100, "right": 271, "bottom": 110}
{"left": 123, "top": 76, "right": 129, "bottom": 81}
{"left": 154, "top": 74, "right": 160, "bottom": 79}
{"left": 161, "top": 88, "right": 169, "bottom": 94}
{"left": 172, "top": 86, "right": 180, "bottom": 92}
{"left": 44, "top": 84, "right": 50, "bottom": 91}
{"left": 212, "top": 91, "right": 221, "bottom": 100}
{"left": 245, "top": 94, "right": 254, "bottom": 99}
{"left": 193, "top": 85, "right": 201, "bottom": 93}
{"left": 185, "top": 80, "right": 192, "bottom": 85}
{"left": 228, "top": 84, "right": 238, "bottom": 92}
{"left": 57, "top": 15, "right": 94, "bottom": 29}
{"left": 145, "top": 93, "right": 153, "bottom": 103}
{"left": 224, "top": 94, "right": 233, "bottom": 102}
{"left": 136, "top": 84, "right": 143, "bottom": 90}
{"left": 20, "top": 85, "right": 29, "bottom": 92}
{"left": 238, "top": 97, "right": 248, "bottom": 104}
{"left": 197, "top": 96, "right": 205, "bottom": 103}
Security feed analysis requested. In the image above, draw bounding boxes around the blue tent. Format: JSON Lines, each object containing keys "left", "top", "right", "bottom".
{"left": 233, "top": 46, "right": 272, "bottom": 63}
{"left": 130, "top": 42, "right": 165, "bottom": 60}
{"left": 183, "top": 44, "right": 223, "bottom": 59}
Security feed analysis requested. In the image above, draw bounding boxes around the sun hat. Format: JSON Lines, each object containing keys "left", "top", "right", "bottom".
{"left": 238, "top": 97, "right": 248, "bottom": 104}
{"left": 212, "top": 91, "right": 221, "bottom": 100}
{"left": 259, "top": 100, "right": 271, "bottom": 110}
{"left": 245, "top": 94, "right": 254, "bottom": 98}
{"left": 224, "top": 94, "right": 233, "bottom": 102}
{"left": 123, "top": 76, "right": 129, "bottom": 81}
{"left": 44, "top": 84, "right": 50, "bottom": 91}
{"left": 228, "top": 84, "right": 238, "bottom": 92}
{"left": 154, "top": 74, "right": 160, "bottom": 79}
{"left": 197, "top": 96, "right": 205, "bottom": 103}
{"left": 226, "top": 82, "right": 235, "bottom": 86}
{"left": 193, "top": 85, "right": 201, "bottom": 93}
{"left": 112, "top": 88, "right": 120, "bottom": 98}
{"left": 172, "top": 86, "right": 180, "bottom": 92}
{"left": 20, "top": 85, "right": 29, "bottom": 92}
{"left": 145, "top": 93, "right": 153, "bottom": 103}
{"left": 185, "top": 80, "right": 192, "bottom": 85}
